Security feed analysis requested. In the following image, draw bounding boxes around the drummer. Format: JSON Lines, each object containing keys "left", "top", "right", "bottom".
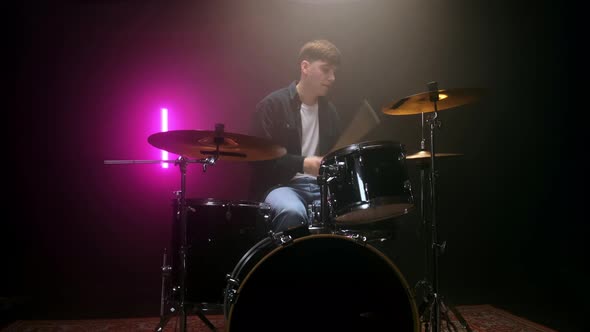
{"left": 249, "top": 39, "right": 343, "bottom": 233}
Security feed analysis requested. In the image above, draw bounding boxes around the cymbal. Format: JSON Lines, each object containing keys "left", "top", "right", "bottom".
{"left": 382, "top": 88, "right": 485, "bottom": 115}
{"left": 147, "top": 130, "right": 286, "bottom": 161}
{"left": 406, "top": 150, "right": 463, "bottom": 161}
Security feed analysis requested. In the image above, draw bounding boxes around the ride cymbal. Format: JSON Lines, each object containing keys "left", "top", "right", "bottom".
{"left": 406, "top": 150, "right": 463, "bottom": 161}
{"left": 148, "top": 129, "right": 286, "bottom": 161}
{"left": 382, "top": 88, "right": 485, "bottom": 115}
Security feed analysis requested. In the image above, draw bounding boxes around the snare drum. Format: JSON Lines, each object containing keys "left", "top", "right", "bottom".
{"left": 320, "top": 140, "right": 414, "bottom": 225}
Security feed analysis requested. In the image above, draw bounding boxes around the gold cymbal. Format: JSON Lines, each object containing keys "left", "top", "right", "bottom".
{"left": 148, "top": 130, "right": 286, "bottom": 161}
{"left": 382, "top": 88, "right": 485, "bottom": 115}
{"left": 406, "top": 150, "right": 463, "bottom": 161}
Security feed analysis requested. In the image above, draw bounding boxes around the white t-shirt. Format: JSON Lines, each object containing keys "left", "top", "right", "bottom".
{"left": 292, "top": 102, "right": 319, "bottom": 180}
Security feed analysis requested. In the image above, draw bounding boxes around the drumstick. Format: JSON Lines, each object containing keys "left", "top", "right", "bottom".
{"left": 329, "top": 99, "right": 381, "bottom": 153}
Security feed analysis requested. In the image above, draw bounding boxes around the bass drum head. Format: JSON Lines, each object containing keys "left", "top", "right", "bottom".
{"left": 225, "top": 234, "right": 419, "bottom": 332}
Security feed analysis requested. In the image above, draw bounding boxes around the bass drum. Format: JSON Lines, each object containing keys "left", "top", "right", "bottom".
{"left": 224, "top": 232, "right": 420, "bottom": 332}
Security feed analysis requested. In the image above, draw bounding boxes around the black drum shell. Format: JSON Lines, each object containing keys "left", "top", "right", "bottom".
{"left": 170, "top": 198, "right": 270, "bottom": 305}
{"left": 224, "top": 233, "right": 420, "bottom": 332}
{"left": 320, "top": 140, "right": 414, "bottom": 225}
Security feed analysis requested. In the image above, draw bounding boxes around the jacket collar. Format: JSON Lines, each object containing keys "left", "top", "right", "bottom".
{"left": 288, "top": 80, "right": 300, "bottom": 106}
{"left": 288, "top": 80, "right": 327, "bottom": 110}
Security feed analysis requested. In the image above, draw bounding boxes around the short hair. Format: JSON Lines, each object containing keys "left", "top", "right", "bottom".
{"left": 297, "top": 39, "right": 341, "bottom": 67}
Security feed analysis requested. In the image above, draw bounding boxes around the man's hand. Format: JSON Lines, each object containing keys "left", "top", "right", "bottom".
{"left": 303, "top": 156, "right": 323, "bottom": 176}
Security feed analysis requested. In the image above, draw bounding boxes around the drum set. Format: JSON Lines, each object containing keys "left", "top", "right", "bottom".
{"left": 104, "top": 83, "right": 483, "bottom": 332}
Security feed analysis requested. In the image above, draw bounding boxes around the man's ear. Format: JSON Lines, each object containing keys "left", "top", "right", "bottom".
{"left": 300, "top": 60, "right": 310, "bottom": 75}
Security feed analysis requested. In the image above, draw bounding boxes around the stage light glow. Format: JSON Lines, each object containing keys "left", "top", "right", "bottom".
{"left": 161, "top": 108, "right": 169, "bottom": 168}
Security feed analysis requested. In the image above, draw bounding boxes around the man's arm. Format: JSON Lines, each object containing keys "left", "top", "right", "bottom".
{"left": 251, "top": 99, "right": 305, "bottom": 181}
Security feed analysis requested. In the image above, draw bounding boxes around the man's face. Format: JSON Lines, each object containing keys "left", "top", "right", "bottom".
{"left": 302, "top": 59, "right": 337, "bottom": 97}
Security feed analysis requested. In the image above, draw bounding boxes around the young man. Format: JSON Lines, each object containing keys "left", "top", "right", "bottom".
{"left": 250, "top": 39, "right": 342, "bottom": 233}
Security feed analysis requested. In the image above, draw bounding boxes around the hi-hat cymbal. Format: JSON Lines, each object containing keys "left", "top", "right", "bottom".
{"left": 406, "top": 150, "right": 463, "bottom": 161}
{"left": 382, "top": 88, "right": 485, "bottom": 115}
{"left": 148, "top": 130, "right": 286, "bottom": 161}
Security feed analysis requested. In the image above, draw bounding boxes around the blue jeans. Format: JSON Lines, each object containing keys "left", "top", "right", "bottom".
{"left": 263, "top": 176, "right": 320, "bottom": 233}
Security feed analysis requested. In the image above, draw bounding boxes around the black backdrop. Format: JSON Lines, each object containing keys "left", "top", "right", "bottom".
{"left": 3, "top": 1, "right": 584, "bottom": 331}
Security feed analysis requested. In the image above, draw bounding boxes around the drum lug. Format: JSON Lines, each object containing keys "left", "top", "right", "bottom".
{"left": 225, "top": 276, "right": 240, "bottom": 304}
{"left": 226, "top": 275, "right": 240, "bottom": 287}
{"left": 278, "top": 234, "right": 293, "bottom": 246}
{"left": 225, "top": 288, "right": 237, "bottom": 305}
{"left": 404, "top": 179, "right": 414, "bottom": 197}
{"left": 320, "top": 161, "right": 345, "bottom": 177}
{"left": 348, "top": 233, "right": 368, "bottom": 246}
{"left": 270, "top": 231, "right": 293, "bottom": 246}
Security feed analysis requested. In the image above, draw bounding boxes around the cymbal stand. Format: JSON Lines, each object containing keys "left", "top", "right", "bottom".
{"left": 419, "top": 82, "right": 471, "bottom": 332}
{"left": 155, "top": 124, "right": 227, "bottom": 332}
{"left": 103, "top": 156, "right": 217, "bottom": 331}
{"left": 154, "top": 153, "right": 220, "bottom": 332}
{"left": 414, "top": 112, "right": 432, "bottom": 311}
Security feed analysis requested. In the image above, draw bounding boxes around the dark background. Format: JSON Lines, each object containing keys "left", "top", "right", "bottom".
{"left": 3, "top": 1, "right": 584, "bottom": 331}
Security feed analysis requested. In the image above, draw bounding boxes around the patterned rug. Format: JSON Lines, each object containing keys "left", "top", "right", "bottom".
{"left": 1, "top": 304, "right": 557, "bottom": 332}
{"left": 443, "top": 305, "right": 558, "bottom": 332}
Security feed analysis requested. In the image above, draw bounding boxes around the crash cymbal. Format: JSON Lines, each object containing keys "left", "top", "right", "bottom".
{"left": 382, "top": 88, "right": 485, "bottom": 115}
{"left": 148, "top": 129, "right": 286, "bottom": 161}
{"left": 406, "top": 150, "right": 463, "bottom": 161}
